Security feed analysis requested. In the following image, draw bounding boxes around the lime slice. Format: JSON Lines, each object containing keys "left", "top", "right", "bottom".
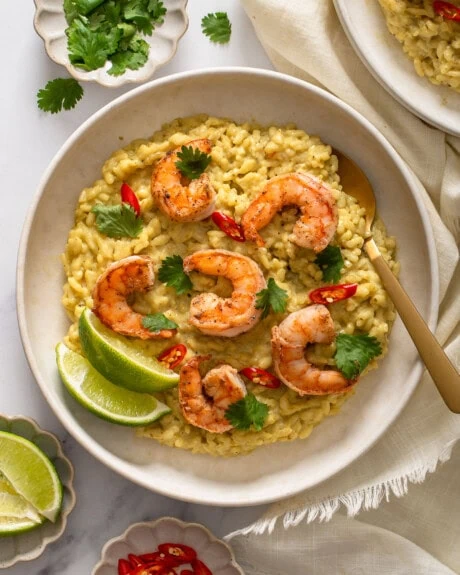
{"left": 0, "top": 432, "right": 62, "bottom": 523}
{"left": 0, "top": 516, "right": 44, "bottom": 537}
{"left": 56, "top": 343, "right": 171, "bottom": 426}
{"left": 78, "top": 308, "right": 179, "bottom": 393}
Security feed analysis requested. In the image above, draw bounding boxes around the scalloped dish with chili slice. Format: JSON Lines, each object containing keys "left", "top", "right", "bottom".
{"left": 58, "top": 115, "right": 399, "bottom": 457}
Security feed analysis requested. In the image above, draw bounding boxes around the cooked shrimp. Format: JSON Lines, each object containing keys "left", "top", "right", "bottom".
{"left": 241, "top": 172, "right": 338, "bottom": 252}
{"left": 92, "top": 255, "right": 176, "bottom": 340}
{"left": 183, "top": 249, "right": 267, "bottom": 337}
{"left": 271, "top": 304, "right": 354, "bottom": 395}
{"left": 151, "top": 138, "right": 216, "bottom": 222}
{"left": 179, "top": 355, "right": 247, "bottom": 433}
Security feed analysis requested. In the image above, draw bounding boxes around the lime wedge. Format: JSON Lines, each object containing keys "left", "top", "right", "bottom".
{"left": 78, "top": 308, "right": 179, "bottom": 393}
{"left": 0, "top": 432, "right": 62, "bottom": 523}
{"left": 0, "top": 516, "right": 44, "bottom": 537}
{"left": 0, "top": 493, "right": 43, "bottom": 523}
{"left": 56, "top": 343, "right": 171, "bottom": 426}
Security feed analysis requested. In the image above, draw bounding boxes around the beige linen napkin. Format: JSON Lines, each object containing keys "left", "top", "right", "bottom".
{"left": 225, "top": 0, "right": 460, "bottom": 556}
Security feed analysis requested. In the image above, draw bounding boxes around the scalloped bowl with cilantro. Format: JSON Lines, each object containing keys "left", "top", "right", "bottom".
{"left": 33, "top": 0, "right": 189, "bottom": 87}
{"left": 17, "top": 69, "right": 437, "bottom": 506}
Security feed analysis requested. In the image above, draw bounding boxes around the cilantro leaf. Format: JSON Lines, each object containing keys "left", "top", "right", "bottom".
{"left": 175, "top": 145, "right": 212, "bottom": 180}
{"left": 334, "top": 334, "right": 382, "bottom": 379}
{"left": 148, "top": 0, "right": 167, "bottom": 22}
{"left": 37, "top": 78, "right": 84, "bottom": 114}
{"left": 123, "top": 0, "right": 165, "bottom": 35}
{"left": 225, "top": 394, "right": 268, "bottom": 431}
{"left": 142, "top": 313, "right": 178, "bottom": 332}
{"left": 63, "top": 0, "right": 80, "bottom": 24}
{"left": 74, "top": 0, "right": 106, "bottom": 15}
{"left": 92, "top": 203, "right": 143, "bottom": 238}
{"left": 158, "top": 255, "right": 193, "bottom": 294}
{"left": 66, "top": 18, "right": 121, "bottom": 71}
{"left": 201, "top": 12, "right": 232, "bottom": 44}
{"left": 108, "top": 50, "right": 147, "bottom": 76}
{"left": 315, "top": 245, "right": 344, "bottom": 283}
{"left": 255, "top": 278, "right": 288, "bottom": 319}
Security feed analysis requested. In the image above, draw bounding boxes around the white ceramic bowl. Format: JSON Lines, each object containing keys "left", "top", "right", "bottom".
{"left": 0, "top": 415, "right": 76, "bottom": 569}
{"left": 92, "top": 517, "right": 244, "bottom": 575}
{"left": 17, "top": 68, "right": 438, "bottom": 507}
{"left": 33, "top": 0, "right": 188, "bottom": 87}
{"left": 333, "top": 0, "right": 460, "bottom": 137}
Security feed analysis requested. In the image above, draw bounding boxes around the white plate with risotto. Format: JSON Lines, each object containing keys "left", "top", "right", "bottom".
{"left": 333, "top": 0, "right": 460, "bottom": 137}
{"left": 17, "top": 68, "right": 438, "bottom": 506}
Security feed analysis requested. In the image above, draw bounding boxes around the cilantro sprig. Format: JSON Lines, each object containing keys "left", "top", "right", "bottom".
{"left": 142, "top": 313, "right": 178, "bottom": 333}
{"left": 158, "top": 255, "right": 193, "bottom": 294}
{"left": 225, "top": 394, "right": 268, "bottom": 431}
{"left": 315, "top": 245, "right": 344, "bottom": 284}
{"left": 175, "top": 146, "right": 212, "bottom": 180}
{"left": 63, "top": 0, "right": 167, "bottom": 76}
{"left": 334, "top": 334, "right": 382, "bottom": 379}
{"left": 201, "top": 12, "right": 232, "bottom": 44}
{"left": 92, "top": 203, "right": 143, "bottom": 238}
{"left": 37, "top": 78, "right": 84, "bottom": 114}
{"left": 255, "top": 278, "right": 288, "bottom": 319}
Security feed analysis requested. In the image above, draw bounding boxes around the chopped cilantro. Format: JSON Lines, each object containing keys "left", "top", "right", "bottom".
{"left": 108, "top": 35, "right": 149, "bottom": 75}
{"left": 37, "top": 78, "right": 84, "bottom": 113}
{"left": 175, "top": 145, "right": 212, "bottom": 180}
{"left": 67, "top": 18, "right": 121, "bottom": 71}
{"left": 201, "top": 12, "right": 232, "bottom": 44}
{"left": 334, "top": 334, "right": 382, "bottom": 379}
{"left": 315, "top": 245, "right": 344, "bottom": 284}
{"left": 63, "top": 0, "right": 167, "bottom": 75}
{"left": 225, "top": 394, "right": 268, "bottom": 431}
{"left": 255, "top": 278, "right": 288, "bottom": 319}
{"left": 142, "top": 313, "right": 178, "bottom": 332}
{"left": 92, "top": 203, "right": 143, "bottom": 238}
{"left": 158, "top": 255, "right": 193, "bottom": 295}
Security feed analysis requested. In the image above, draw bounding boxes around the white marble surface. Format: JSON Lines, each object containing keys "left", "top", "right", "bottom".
{"left": 1, "top": 2, "right": 273, "bottom": 573}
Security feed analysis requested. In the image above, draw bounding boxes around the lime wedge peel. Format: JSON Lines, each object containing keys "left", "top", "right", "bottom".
{"left": 56, "top": 343, "right": 171, "bottom": 426}
{"left": 0, "top": 432, "right": 63, "bottom": 524}
{"left": 78, "top": 308, "right": 179, "bottom": 393}
{"left": 0, "top": 516, "right": 44, "bottom": 537}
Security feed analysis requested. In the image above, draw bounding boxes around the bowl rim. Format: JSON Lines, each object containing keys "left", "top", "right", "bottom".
{"left": 91, "top": 516, "right": 245, "bottom": 575}
{"left": 0, "top": 414, "right": 76, "bottom": 569}
{"left": 16, "top": 67, "right": 439, "bottom": 506}
{"left": 32, "top": 0, "right": 189, "bottom": 87}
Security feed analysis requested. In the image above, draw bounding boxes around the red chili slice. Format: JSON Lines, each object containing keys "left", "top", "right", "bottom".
{"left": 239, "top": 367, "right": 282, "bottom": 389}
{"left": 309, "top": 283, "right": 358, "bottom": 305}
{"left": 138, "top": 552, "right": 182, "bottom": 568}
{"left": 191, "top": 559, "right": 213, "bottom": 575}
{"left": 211, "top": 212, "right": 245, "bottom": 242}
{"left": 131, "top": 566, "right": 176, "bottom": 575}
{"left": 128, "top": 554, "right": 144, "bottom": 567}
{"left": 118, "top": 558, "right": 134, "bottom": 575}
{"left": 433, "top": 1, "right": 460, "bottom": 20}
{"left": 157, "top": 344, "right": 187, "bottom": 370}
{"left": 181, "top": 571, "right": 194, "bottom": 575}
{"left": 121, "top": 182, "right": 141, "bottom": 216}
{"left": 157, "top": 543, "right": 197, "bottom": 563}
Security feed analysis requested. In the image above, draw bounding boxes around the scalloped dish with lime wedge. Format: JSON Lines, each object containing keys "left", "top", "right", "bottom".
{"left": 56, "top": 115, "right": 399, "bottom": 457}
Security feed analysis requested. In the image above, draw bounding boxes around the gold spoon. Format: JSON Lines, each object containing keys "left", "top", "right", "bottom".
{"left": 334, "top": 149, "right": 460, "bottom": 413}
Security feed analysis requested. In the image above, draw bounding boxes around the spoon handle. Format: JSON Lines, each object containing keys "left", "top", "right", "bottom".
{"left": 365, "top": 238, "right": 460, "bottom": 413}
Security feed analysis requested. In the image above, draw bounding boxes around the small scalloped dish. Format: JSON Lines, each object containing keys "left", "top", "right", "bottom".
{"left": 92, "top": 517, "right": 245, "bottom": 575}
{"left": 33, "top": 0, "right": 189, "bottom": 87}
{"left": 0, "top": 415, "right": 75, "bottom": 570}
